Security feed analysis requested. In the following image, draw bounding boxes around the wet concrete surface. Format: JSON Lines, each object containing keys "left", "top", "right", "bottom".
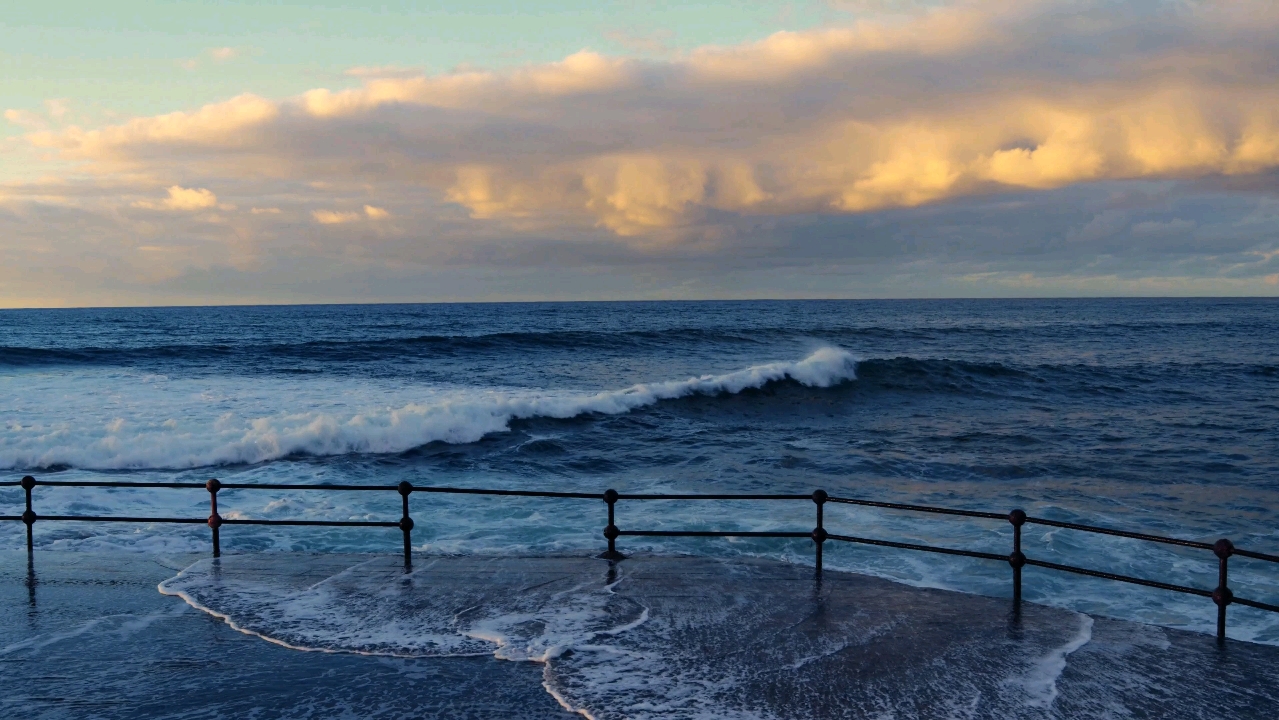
{"left": 4, "top": 551, "right": 1279, "bottom": 719}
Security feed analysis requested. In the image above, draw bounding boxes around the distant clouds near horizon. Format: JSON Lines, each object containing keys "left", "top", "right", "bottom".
{"left": 2, "top": 0, "right": 1279, "bottom": 307}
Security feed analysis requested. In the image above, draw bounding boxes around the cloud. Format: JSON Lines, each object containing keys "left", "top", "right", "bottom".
{"left": 312, "top": 209, "right": 362, "bottom": 224}
{"left": 312, "top": 205, "right": 390, "bottom": 224}
{"left": 44, "top": 99, "right": 70, "bottom": 122}
{"left": 28, "top": 94, "right": 278, "bottom": 161}
{"left": 4, "top": 100, "right": 73, "bottom": 131}
{"left": 132, "top": 185, "right": 219, "bottom": 211}
{"left": 179, "top": 47, "right": 250, "bottom": 71}
{"left": 828, "top": 0, "right": 945, "bottom": 15}
{"left": 22, "top": 0, "right": 1279, "bottom": 242}
{"left": 3, "top": 0, "right": 1279, "bottom": 305}
{"left": 4, "top": 109, "right": 45, "bottom": 130}
{"left": 1131, "top": 218, "right": 1197, "bottom": 236}
{"left": 345, "top": 65, "right": 425, "bottom": 79}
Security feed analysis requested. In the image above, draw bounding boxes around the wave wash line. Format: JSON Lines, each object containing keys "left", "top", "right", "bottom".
{"left": 0, "top": 347, "right": 859, "bottom": 471}
{"left": 5, "top": 474, "right": 1279, "bottom": 644}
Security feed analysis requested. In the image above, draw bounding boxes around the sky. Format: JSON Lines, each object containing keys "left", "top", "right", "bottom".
{"left": 2, "top": 0, "right": 1278, "bottom": 307}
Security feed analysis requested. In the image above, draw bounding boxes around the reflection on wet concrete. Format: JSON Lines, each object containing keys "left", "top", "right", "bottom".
{"left": 5, "top": 551, "right": 1279, "bottom": 719}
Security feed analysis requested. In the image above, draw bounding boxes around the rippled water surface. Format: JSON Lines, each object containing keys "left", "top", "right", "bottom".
{"left": 2, "top": 299, "right": 1277, "bottom": 641}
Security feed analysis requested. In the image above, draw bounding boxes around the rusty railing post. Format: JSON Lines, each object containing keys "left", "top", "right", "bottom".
{"left": 1009, "top": 509, "right": 1027, "bottom": 607}
{"left": 206, "top": 478, "right": 222, "bottom": 557}
{"left": 1213, "top": 538, "right": 1234, "bottom": 643}
{"left": 398, "top": 481, "right": 414, "bottom": 568}
{"left": 600, "top": 489, "right": 623, "bottom": 560}
{"left": 812, "top": 490, "right": 828, "bottom": 576}
{"left": 21, "top": 475, "right": 36, "bottom": 553}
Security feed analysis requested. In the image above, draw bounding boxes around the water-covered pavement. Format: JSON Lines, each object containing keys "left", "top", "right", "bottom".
{"left": 4, "top": 550, "right": 1279, "bottom": 719}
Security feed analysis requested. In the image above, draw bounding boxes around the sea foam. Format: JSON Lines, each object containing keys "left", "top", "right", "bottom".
{"left": 159, "top": 554, "right": 1128, "bottom": 720}
{"left": 0, "top": 348, "right": 857, "bottom": 471}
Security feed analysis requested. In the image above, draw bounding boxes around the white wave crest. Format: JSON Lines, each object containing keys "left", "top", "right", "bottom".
{"left": 0, "top": 347, "right": 857, "bottom": 470}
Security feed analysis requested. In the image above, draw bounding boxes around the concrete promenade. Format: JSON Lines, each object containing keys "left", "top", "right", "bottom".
{"left": 3, "top": 551, "right": 1278, "bottom": 719}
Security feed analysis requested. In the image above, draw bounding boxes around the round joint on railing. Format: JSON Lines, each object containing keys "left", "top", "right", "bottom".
{"left": 1008, "top": 551, "right": 1026, "bottom": 569}
{"left": 398, "top": 481, "right": 413, "bottom": 497}
{"left": 21, "top": 475, "right": 36, "bottom": 491}
{"left": 811, "top": 527, "right": 828, "bottom": 543}
{"left": 603, "top": 524, "right": 620, "bottom": 540}
{"left": 1214, "top": 538, "right": 1235, "bottom": 559}
{"left": 603, "top": 489, "right": 619, "bottom": 504}
{"left": 1008, "top": 509, "right": 1027, "bottom": 527}
{"left": 812, "top": 489, "right": 828, "bottom": 505}
{"left": 207, "top": 513, "right": 223, "bottom": 529}
{"left": 21, "top": 509, "right": 36, "bottom": 526}
{"left": 1213, "top": 586, "right": 1234, "bottom": 606}
{"left": 205, "top": 478, "right": 221, "bottom": 494}
{"left": 399, "top": 516, "right": 415, "bottom": 532}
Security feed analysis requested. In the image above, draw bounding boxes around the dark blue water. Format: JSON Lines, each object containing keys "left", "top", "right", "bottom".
{"left": 1, "top": 299, "right": 1277, "bottom": 640}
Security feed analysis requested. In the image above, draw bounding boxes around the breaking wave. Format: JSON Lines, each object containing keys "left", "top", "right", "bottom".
{"left": 0, "top": 348, "right": 857, "bottom": 471}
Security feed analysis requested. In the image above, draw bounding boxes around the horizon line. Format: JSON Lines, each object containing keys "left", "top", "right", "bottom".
{"left": 3, "top": 295, "right": 1278, "bottom": 312}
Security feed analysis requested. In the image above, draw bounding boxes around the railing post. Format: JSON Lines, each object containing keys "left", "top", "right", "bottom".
{"left": 398, "top": 481, "right": 414, "bottom": 568}
{"left": 1213, "top": 538, "right": 1234, "bottom": 643}
{"left": 600, "top": 489, "right": 624, "bottom": 560}
{"left": 21, "top": 475, "right": 36, "bottom": 553}
{"left": 812, "top": 490, "right": 828, "bottom": 576}
{"left": 1008, "top": 509, "right": 1027, "bottom": 607}
{"left": 206, "top": 479, "right": 222, "bottom": 558}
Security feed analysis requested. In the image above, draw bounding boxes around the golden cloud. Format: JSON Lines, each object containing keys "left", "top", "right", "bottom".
{"left": 312, "top": 209, "right": 362, "bottom": 225}
{"left": 28, "top": 94, "right": 278, "bottom": 161}
{"left": 12, "top": 0, "right": 1279, "bottom": 239}
{"left": 132, "top": 185, "right": 219, "bottom": 211}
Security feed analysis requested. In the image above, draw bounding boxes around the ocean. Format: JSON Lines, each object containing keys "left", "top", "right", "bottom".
{"left": 2, "top": 298, "right": 1278, "bottom": 706}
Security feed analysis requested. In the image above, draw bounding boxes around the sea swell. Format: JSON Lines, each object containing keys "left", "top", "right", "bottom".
{"left": 0, "top": 327, "right": 789, "bottom": 368}
{"left": 0, "top": 348, "right": 858, "bottom": 471}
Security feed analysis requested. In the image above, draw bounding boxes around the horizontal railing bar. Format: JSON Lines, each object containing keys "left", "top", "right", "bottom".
{"left": 412, "top": 486, "right": 599, "bottom": 499}
{"left": 0, "top": 482, "right": 23, "bottom": 487}
{"left": 616, "top": 493, "right": 812, "bottom": 500}
{"left": 37, "top": 515, "right": 207, "bottom": 524}
{"left": 1024, "top": 558, "right": 1213, "bottom": 597}
{"left": 1025, "top": 516, "right": 1216, "bottom": 551}
{"left": 0, "top": 515, "right": 22, "bottom": 520}
{"left": 1233, "top": 597, "right": 1279, "bottom": 614}
{"left": 617, "top": 530, "right": 812, "bottom": 538}
{"left": 12, "top": 481, "right": 605, "bottom": 499}
{"left": 222, "top": 519, "right": 398, "bottom": 527}
{"left": 1233, "top": 548, "right": 1279, "bottom": 565}
{"left": 19, "top": 481, "right": 208, "bottom": 489}
{"left": 827, "top": 496, "right": 1007, "bottom": 520}
{"left": 1, "top": 515, "right": 399, "bottom": 528}
{"left": 827, "top": 533, "right": 1008, "bottom": 561}
{"left": 219, "top": 483, "right": 399, "bottom": 491}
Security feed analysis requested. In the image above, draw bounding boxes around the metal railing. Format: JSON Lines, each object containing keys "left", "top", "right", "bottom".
{"left": 4, "top": 474, "right": 1278, "bottom": 641}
